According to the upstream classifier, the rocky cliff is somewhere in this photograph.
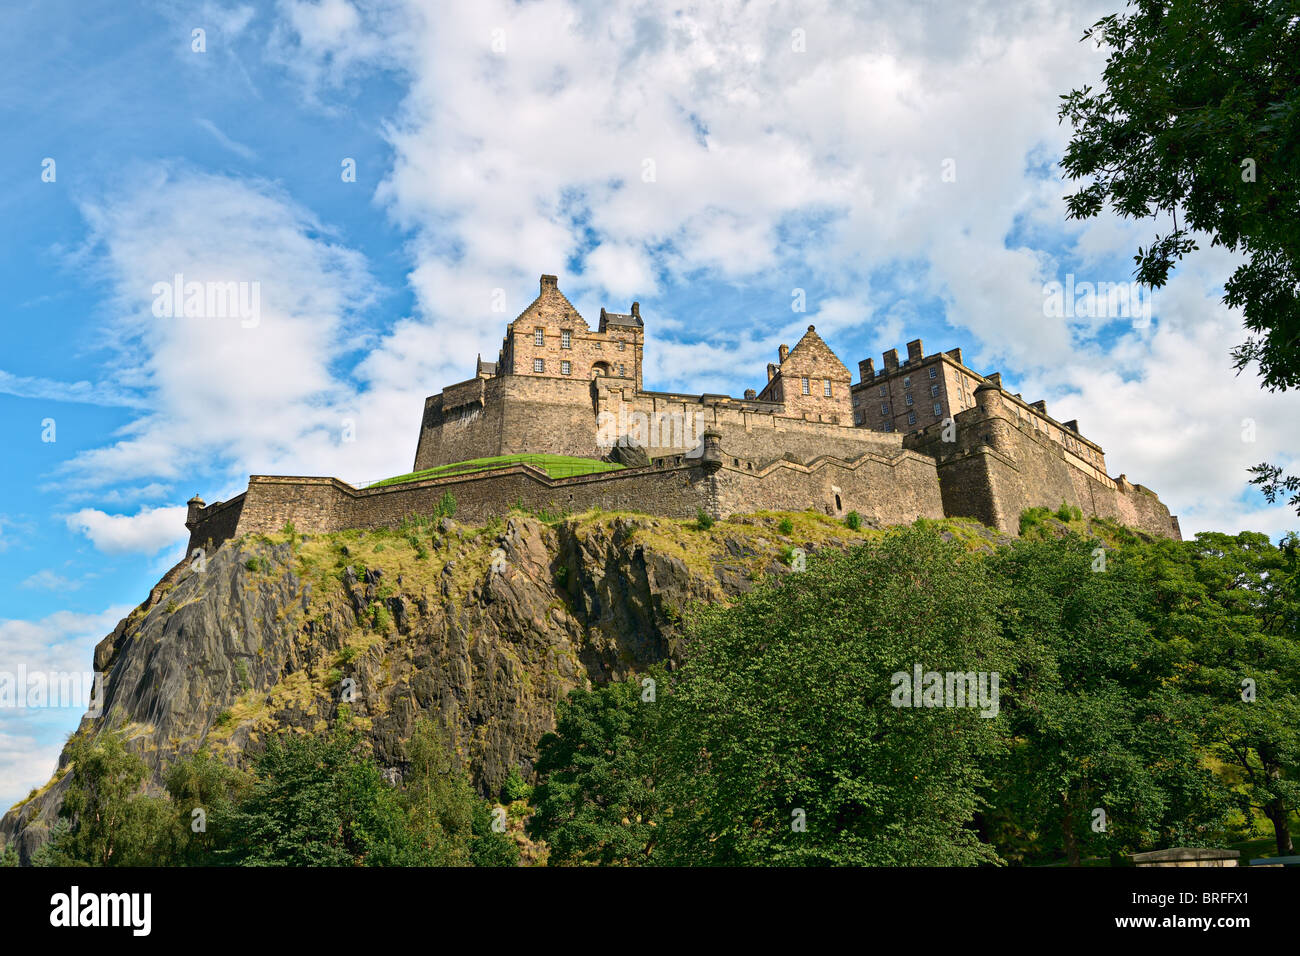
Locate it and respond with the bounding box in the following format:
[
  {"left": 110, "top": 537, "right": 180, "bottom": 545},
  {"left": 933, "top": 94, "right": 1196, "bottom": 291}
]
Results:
[{"left": 5, "top": 508, "right": 962, "bottom": 862}]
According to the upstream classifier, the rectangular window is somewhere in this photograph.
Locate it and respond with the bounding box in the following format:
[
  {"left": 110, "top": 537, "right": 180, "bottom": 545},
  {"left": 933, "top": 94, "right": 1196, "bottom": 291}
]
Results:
[
  {"left": 881, "top": 404, "right": 889, "bottom": 415},
  {"left": 824, "top": 381, "right": 832, "bottom": 397},
  {"left": 561, "top": 360, "right": 571, "bottom": 375},
  {"left": 883, "top": 422, "right": 893, "bottom": 432},
  {"left": 534, "top": 328, "right": 544, "bottom": 346},
  {"left": 930, "top": 384, "right": 939, "bottom": 397},
  {"left": 933, "top": 402, "right": 942, "bottom": 415},
  {"left": 903, "top": 376, "right": 911, "bottom": 388},
  {"left": 907, "top": 411, "right": 916, "bottom": 426},
  {"left": 618, "top": 341, "right": 626, "bottom": 351},
  {"left": 929, "top": 367, "right": 937, "bottom": 379},
  {"left": 561, "top": 330, "right": 572, "bottom": 349},
  {"left": 801, "top": 377, "right": 810, "bottom": 395},
  {"left": 619, "top": 364, "right": 626, "bottom": 376},
  {"left": 879, "top": 385, "right": 887, "bottom": 397},
  {"left": 533, "top": 358, "right": 544, "bottom": 373},
  {"left": 905, "top": 394, "right": 914, "bottom": 406}
]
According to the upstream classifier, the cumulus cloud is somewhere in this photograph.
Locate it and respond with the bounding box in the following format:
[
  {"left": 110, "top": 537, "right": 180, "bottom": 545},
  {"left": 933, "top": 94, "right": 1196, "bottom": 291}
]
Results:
[
  {"left": 65, "top": 505, "right": 189, "bottom": 556},
  {"left": 0, "top": 604, "right": 132, "bottom": 811}
]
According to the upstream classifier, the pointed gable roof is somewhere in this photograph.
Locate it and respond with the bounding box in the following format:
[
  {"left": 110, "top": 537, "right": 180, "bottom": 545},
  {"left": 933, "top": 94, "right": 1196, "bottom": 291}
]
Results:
[
  {"left": 508, "top": 274, "right": 590, "bottom": 331},
  {"left": 783, "top": 325, "right": 850, "bottom": 378}
]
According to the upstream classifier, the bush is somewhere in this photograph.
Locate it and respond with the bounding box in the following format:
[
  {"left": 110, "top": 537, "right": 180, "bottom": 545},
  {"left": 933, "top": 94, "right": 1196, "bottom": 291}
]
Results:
[
  {"left": 244, "top": 557, "right": 261, "bottom": 572},
  {"left": 844, "top": 511, "right": 862, "bottom": 530},
  {"left": 502, "top": 767, "right": 532, "bottom": 803},
  {"left": 437, "top": 492, "right": 457, "bottom": 518},
  {"left": 777, "top": 517, "right": 795, "bottom": 535},
  {"left": 695, "top": 509, "right": 714, "bottom": 531}
]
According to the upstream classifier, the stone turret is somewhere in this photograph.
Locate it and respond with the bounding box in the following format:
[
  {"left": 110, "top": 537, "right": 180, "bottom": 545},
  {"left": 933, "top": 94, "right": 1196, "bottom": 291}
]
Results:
[{"left": 186, "top": 495, "right": 206, "bottom": 528}]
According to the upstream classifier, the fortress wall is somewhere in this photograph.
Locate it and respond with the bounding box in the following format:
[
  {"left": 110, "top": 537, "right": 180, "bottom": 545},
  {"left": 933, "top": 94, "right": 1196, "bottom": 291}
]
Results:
[
  {"left": 909, "top": 394, "right": 1179, "bottom": 538},
  {"left": 497, "top": 376, "right": 604, "bottom": 460},
  {"left": 185, "top": 493, "right": 247, "bottom": 555},
  {"left": 708, "top": 448, "right": 945, "bottom": 526},
  {"left": 598, "top": 387, "right": 906, "bottom": 463},
  {"left": 413, "top": 381, "right": 508, "bottom": 471},
  {"left": 186, "top": 464, "right": 714, "bottom": 553}
]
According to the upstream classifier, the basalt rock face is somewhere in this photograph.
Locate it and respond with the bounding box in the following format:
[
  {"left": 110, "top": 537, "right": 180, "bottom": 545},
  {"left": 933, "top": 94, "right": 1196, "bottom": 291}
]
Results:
[{"left": 0, "top": 510, "right": 874, "bottom": 863}]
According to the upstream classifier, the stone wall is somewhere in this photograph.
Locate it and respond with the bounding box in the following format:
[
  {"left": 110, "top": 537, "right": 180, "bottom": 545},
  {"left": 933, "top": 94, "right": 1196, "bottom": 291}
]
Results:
[{"left": 906, "top": 385, "right": 1180, "bottom": 539}]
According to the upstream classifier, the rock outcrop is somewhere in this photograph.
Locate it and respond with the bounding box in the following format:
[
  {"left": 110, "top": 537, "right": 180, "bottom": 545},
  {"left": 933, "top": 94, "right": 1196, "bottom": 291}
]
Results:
[{"left": 2, "top": 509, "right": 909, "bottom": 862}]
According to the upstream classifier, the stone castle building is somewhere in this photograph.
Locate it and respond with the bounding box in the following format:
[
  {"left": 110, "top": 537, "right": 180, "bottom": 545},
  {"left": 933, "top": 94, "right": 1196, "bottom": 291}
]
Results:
[{"left": 185, "top": 274, "right": 1180, "bottom": 553}]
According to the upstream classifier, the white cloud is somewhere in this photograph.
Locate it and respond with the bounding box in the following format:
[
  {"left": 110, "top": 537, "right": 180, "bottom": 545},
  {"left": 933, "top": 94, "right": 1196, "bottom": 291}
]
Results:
[
  {"left": 65, "top": 505, "right": 189, "bottom": 556},
  {"left": 0, "top": 605, "right": 132, "bottom": 812},
  {"left": 19, "top": 570, "right": 81, "bottom": 592}
]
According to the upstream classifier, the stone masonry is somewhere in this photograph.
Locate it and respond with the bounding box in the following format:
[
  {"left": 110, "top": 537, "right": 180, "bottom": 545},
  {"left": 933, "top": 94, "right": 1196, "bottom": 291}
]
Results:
[{"left": 186, "top": 274, "right": 1181, "bottom": 553}]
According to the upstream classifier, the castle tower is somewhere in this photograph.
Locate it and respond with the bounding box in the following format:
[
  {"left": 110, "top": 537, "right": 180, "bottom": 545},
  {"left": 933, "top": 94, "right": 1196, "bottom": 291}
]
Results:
[
  {"left": 497, "top": 274, "right": 642, "bottom": 389},
  {"left": 756, "top": 325, "right": 852, "bottom": 424}
]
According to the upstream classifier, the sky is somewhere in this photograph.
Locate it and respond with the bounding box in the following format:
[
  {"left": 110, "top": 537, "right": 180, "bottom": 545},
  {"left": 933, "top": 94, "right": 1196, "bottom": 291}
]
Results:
[{"left": 1, "top": 0, "right": 1297, "bottom": 810}]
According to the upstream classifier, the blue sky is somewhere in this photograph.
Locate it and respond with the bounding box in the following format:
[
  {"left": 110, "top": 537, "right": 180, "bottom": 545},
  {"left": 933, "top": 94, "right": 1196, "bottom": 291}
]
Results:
[{"left": 2, "top": 0, "right": 1297, "bottom": 808}]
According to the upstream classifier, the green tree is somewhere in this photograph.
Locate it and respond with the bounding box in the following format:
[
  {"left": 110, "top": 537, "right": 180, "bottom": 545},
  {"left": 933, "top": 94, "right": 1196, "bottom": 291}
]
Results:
[
  {"left": 1059, "top": 0, "right": 1300, "bottom": 390},
  {"left": 222, "top": 724, "right": 418, "bottom": 866},
  {"left": 657, "top": 527, "right": 1012, "bottom": 866},
  {"left": 1058, "top": 1, "right": 1300, "bottom": 513},
  {"left": 987, "top": 535, "right": 1232, "bottom": 865},
  {"left": 1137, "top": 531, "right": 1300, "bottom": 855},
  {"left": 528, "top": 671, "right": 665, "bottom": 865},
  {"left": 163, "top": 749, "right": 251, "bottom": 866},
  {"left": 401, "top": 717, "right": 475, "bottom": 865},
  {"left": 41, "top": 729, "right": 176, "bottom": 866}
]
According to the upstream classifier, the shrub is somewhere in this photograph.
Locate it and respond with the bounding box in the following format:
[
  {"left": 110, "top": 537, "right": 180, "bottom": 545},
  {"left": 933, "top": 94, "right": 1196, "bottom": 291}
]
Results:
[
  {"left": 844, "top": 511, "right": 862, "bottom": 531},
  {"left": 695, "top": 509, "right": 715, "bottom": 531},
  {"left": 777, "top": 517, "right": 795, "bottom": 535},
  {"left": 437, "top": 492, "right": 458, "bottom": 518},
  {"left": 502, "top": 767, "right": 533, "bottom": 803},
  {"left": 244, "top": 557, "right": 261, "bottom": 572}
]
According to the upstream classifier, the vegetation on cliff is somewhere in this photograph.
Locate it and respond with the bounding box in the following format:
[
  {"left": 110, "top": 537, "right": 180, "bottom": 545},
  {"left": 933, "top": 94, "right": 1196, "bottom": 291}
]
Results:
[{"left": 3, "top": 506, "right": 1296, "bottom": 866}]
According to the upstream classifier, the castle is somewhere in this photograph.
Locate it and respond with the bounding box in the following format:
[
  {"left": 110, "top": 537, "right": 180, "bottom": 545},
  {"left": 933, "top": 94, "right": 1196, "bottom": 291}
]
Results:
[{"left": 185, "top": 274, "right": 1180, "bottom": 553}]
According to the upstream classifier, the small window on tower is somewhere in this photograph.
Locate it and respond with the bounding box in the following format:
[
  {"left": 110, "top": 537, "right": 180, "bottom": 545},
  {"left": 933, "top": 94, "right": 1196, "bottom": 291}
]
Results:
[
  {"left": 561, "top": 330, "right": 572, "bottom": 349},
  {"left": 905, "top": 394, "right": 914, "bottom": 406},
  {"left": 903, "top": 376, "right": 911, "bottom": 388},
  {"left": 824, "top": 381, "right": 832, "bottom": 397},
  {"left": 907, "top": 411, "right": 916, "bottom": 426},
  {"left": 879, "top": 385, "right": 887, "bottom": 398},
  {"left": 618, "top": 341, "right": 626, "bottom": 351},
  {"left": 929, "top": 367, "right": 938, "bottom": 379},
  {"left": 533, "top": 358, "right": 544, "bottom": 373},
  {"left": 881, "top": 404, "right": 889, "bottom": 415},
  {"left": 933, "top": 402, "right": 942, "bottom": 415},
  {"left": 801, "top": 377, "right": 810, "bottom": 395},
  {"left": 534, "top": 328, "right": 544, "bottom": 347},
  {"left": 930, "top": 384, "right": 939, "bottom": 397}
]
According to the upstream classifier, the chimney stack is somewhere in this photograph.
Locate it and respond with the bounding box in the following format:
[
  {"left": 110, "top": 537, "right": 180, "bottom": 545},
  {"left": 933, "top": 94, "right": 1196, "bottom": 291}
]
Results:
[
  {"left": 986, "top": 372, "right": 1002, "bottom": 388},
  {"left": 859, "top": 358, "right": 875, "bottom": 381},
  {"left": 767, "top": 362, "right": 777, "bottom": 382},
  {"left": 883, "top": 348, "right": 899, "bottom": 372},
  {"left": 907, "top": 339, "right": 923, "bottom": 362},
  {"left": 540, "top": 274, "right": 558, "bottom": 291},
  {"left": 744, "top": 388, "right": 756, "bottom": 399},
  {"left": 778, "top": 344, "right": 790, "bottom": 363}
]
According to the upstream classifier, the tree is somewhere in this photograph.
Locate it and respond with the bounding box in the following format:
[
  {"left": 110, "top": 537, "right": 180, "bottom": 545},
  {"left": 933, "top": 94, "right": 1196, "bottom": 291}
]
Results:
[
  {"left": 1059, "top": 0, "right": 1300, "bottom": 389},
  {"left": 528, "top": 671, "right": 665, "bottom": 865},
  {"left": 163, "top": 749, "right": 251, "bottom": 866},
  {"left": 401, "top": 718, "right": 475, "bottom": 866},
  {"left": 40, "top": 729, "right": 176, "bottom": 866},
  {"left": 987, "top": 535, "right": 1232, "bottom": 865},
  {"left": 1059, "top": 2, "right": 1300, "bottom": 513},
  {"left": 657, "top": 527, "right": 1013, "bottom": 866},
  {"left": 222, "top": 724, "right": 419, "bottom": 866},
  {"left": 1136, "top": 531, "right": 1300, "bottom": 855}
]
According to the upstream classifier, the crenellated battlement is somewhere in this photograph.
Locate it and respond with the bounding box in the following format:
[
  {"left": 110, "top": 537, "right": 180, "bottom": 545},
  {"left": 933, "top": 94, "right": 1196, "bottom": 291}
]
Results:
[{"left": 185, "top": 273, "right": 1181, "bottom": 552}]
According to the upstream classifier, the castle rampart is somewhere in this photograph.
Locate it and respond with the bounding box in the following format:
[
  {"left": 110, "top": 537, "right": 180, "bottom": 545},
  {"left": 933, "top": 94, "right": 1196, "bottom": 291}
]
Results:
[{"left": 185, "top": 273, "right": 1181, "bottom": 553}]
